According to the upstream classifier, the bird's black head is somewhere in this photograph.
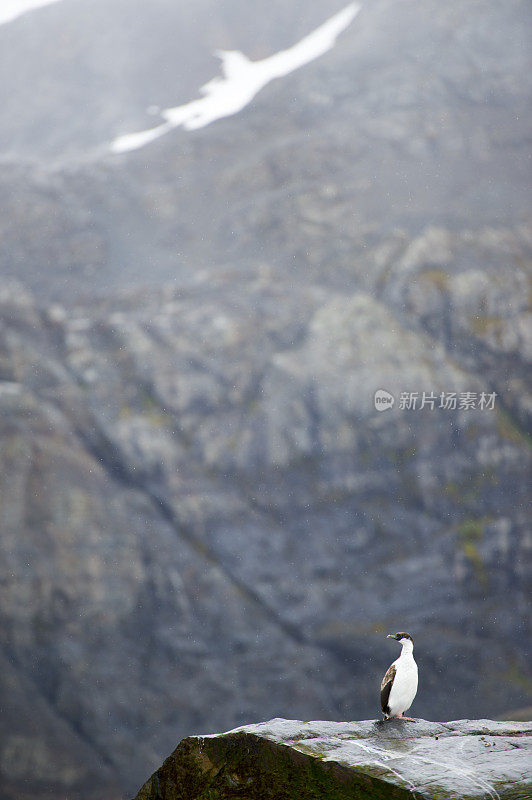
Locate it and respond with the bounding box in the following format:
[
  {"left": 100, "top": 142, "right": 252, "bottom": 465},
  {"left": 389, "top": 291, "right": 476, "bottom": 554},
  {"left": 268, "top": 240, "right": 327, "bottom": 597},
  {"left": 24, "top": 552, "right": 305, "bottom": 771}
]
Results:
[{"left": 387, "top": 632, "right": 413, "bottom": 642}]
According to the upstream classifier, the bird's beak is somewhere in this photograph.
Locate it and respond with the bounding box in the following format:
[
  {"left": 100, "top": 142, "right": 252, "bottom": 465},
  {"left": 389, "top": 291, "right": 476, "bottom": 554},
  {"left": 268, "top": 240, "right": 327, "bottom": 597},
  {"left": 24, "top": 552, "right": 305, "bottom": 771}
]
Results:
[{"left": 386, "top": 634, "right": 395, "bottom": 639}]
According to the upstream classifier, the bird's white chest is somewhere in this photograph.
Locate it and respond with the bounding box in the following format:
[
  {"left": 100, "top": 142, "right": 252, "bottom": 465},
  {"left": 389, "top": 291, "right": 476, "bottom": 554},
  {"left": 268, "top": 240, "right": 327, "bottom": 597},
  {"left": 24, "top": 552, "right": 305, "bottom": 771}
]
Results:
[{"left": 388, "top": 654, "right": 418, "bottom": 715}]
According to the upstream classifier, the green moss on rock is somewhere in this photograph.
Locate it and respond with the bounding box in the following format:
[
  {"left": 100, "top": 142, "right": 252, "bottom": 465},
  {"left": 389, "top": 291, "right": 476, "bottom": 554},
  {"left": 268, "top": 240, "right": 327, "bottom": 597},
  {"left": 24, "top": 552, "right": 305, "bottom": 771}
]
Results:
[
  {"left": 469, "top": 314, "right": 503, "bottom": 337},
  {"left": 135, "top": 732, "right": 423, "bottom": 800},
  {"left": 456, "top": 516, "right": 491, "bottom": 587},
  {"left": 495, "top": 406, "right": 532, "bottom": 448}
]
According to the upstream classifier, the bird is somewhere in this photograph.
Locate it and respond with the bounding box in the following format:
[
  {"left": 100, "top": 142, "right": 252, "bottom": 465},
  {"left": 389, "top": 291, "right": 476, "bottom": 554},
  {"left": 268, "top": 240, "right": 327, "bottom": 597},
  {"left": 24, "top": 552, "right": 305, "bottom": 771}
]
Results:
[{"left": 380, "top": 632, "right": 418, "bottom": 721}]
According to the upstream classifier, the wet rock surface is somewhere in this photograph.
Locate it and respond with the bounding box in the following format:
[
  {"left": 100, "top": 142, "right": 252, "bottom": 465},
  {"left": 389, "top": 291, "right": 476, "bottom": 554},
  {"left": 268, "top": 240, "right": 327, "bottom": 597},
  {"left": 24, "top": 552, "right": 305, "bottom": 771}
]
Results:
[{"left": 134, "top": 717, "right": 532, "bottom": 800}]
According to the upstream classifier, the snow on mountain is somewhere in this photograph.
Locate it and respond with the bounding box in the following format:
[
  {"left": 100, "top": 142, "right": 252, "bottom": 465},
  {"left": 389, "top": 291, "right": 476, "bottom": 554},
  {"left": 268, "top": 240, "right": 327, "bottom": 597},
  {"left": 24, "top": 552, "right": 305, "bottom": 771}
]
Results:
[
  {"left": 0, "top": 0, "right": 64, "bottom": 26},
  {"left": 111, "top": 3, "right": 361, "bottom": 154}
]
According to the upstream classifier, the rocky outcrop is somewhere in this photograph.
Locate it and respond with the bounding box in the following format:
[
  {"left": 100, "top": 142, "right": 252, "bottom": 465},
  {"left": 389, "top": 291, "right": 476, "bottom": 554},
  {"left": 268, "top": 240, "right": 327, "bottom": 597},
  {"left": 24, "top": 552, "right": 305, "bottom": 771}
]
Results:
[{"left": 133, "top": 718, "right": 532, "bottom": 800}]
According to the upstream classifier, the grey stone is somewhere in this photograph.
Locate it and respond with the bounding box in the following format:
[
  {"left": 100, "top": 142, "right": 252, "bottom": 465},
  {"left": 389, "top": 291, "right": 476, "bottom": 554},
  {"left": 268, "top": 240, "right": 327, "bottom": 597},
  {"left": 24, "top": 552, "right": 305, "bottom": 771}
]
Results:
[{"left": 133, "top": 717, "right": 532, "bottom": 800}]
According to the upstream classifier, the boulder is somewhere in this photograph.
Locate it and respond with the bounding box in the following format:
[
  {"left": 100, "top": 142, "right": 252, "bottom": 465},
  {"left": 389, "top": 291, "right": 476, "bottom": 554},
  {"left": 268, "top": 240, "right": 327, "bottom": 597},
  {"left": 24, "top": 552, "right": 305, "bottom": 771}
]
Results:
[{"left": 134, "top": 718, "right": 532, "bottom": 800}]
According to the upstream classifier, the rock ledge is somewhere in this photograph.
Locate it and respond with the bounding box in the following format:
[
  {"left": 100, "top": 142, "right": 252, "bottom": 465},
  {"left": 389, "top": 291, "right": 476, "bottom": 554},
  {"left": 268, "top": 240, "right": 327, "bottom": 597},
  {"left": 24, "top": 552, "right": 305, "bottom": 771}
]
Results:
[{"left": 133, "top": 717, "right": 532, "bottom": 799}]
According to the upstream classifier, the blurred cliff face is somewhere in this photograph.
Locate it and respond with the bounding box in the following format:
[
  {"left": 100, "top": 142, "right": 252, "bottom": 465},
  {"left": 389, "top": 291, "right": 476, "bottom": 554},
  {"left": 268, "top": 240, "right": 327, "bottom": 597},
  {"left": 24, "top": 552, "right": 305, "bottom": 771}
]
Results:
[{"left": 0, "top": 1, "right": 531, "bottom": 799}]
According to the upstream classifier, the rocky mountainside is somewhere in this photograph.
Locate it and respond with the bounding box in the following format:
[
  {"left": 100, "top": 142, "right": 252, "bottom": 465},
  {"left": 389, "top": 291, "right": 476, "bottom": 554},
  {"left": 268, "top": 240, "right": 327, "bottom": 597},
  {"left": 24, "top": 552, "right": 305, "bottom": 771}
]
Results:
[
  {"left": 0, "top": 227, "right": 530, "bottom": 797},
  {"left": 133, "top": 718, "right": 532, "bottom": 799},
  {"left": 1, "top": 0, "right": 531, "bottom": 303},
  {"left": 0, "top": 1, "right": 531, "bottom": 799},
  {"left": 0, "top": 0, "right": 351, "bottom": 160}
]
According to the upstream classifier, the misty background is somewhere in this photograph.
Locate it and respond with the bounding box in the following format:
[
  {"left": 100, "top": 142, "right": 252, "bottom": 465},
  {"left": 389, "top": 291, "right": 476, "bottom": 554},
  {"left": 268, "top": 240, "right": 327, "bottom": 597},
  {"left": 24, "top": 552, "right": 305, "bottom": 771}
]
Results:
[{"left": 0, "top": 1, "right": 530, "bottom": 798}]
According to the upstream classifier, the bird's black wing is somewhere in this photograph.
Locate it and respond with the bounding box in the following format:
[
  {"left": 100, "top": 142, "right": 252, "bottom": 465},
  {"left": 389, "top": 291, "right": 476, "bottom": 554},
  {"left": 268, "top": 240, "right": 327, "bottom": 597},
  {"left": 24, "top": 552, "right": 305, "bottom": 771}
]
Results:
[{"left": 380, "top": 663, "right": 396, "bottom": 714}]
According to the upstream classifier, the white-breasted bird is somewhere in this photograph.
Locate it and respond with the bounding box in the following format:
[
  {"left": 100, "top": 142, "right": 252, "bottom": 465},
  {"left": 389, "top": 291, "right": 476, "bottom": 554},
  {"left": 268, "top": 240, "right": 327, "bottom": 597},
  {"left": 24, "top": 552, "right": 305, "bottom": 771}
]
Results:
[{"left": 380, "top": 632, "right": 418, "bottom": 720}]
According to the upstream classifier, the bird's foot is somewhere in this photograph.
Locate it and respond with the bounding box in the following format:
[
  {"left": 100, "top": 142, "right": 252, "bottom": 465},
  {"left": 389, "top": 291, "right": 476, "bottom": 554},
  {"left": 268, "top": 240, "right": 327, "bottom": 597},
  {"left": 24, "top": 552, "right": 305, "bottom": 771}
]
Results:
[{"left": 398, "top": 715, "right": 417, "bottom": 721}]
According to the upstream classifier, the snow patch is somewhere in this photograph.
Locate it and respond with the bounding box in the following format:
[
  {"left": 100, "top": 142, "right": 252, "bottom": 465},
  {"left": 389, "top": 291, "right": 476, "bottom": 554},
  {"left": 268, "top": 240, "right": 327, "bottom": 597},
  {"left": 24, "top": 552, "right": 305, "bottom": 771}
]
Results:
[
  {"left": 0, "top": 0, "right": 64, "bottom": 26},
  {"left": 111, "top": 3, "right": 361, "bottom": 154}
]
